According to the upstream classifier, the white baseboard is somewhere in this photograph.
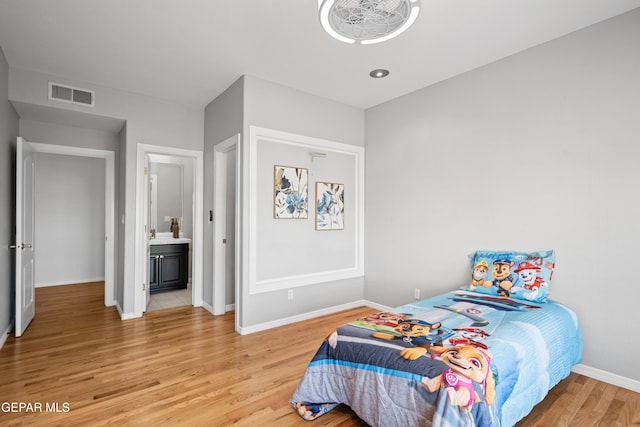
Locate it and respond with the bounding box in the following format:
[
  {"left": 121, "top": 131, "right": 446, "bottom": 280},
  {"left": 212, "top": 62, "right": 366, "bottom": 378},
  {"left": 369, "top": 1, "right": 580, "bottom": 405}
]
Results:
[
  {"left": 238, "top": 299, "right": 372, "bottom": 335},
  {"left": 363, "top": 300, "right": 392, "bottom": 312},
  {"left": 35, "top": 277, "right": 105, "bottom": 288},
  {"left": 199, "top": 301, "right": 235, "bottom": 316},
  {"left": 0, "top": 320, "right": 14, "bottom": 351},
  {"left": 200, "top": 301, "right": 236, "bottom": 316},
  {"left": 572, "top": 364, "right": 640, "bottom": 393},
  {"left": 116, "top": 303, "right": 139, "bottom": 320},
  {"left": 201, "top": 300, "right": 214, "bottom": 315}
]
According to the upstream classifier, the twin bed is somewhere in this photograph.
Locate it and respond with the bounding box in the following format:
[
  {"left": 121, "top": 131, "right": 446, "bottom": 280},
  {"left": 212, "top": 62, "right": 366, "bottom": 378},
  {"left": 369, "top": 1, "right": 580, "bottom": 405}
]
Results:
[{"left": 290, "top": 250, "right": 583, "bottom": 426}]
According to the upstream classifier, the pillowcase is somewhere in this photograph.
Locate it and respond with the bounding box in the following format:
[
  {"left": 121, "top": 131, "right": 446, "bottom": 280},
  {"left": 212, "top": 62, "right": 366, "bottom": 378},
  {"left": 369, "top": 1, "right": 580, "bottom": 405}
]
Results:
[{"left": 463, "top": 250, "right": 555, "bottom": 303}]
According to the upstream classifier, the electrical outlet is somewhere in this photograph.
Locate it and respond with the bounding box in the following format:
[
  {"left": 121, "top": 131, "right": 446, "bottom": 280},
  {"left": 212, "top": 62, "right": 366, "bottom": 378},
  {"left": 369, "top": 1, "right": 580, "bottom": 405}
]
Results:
[
  {"left": 414, "top": 288, "right": 420, "bottom": 300},
  {"left": 287, "top": 289, "right": 294, "bottom": 300}
]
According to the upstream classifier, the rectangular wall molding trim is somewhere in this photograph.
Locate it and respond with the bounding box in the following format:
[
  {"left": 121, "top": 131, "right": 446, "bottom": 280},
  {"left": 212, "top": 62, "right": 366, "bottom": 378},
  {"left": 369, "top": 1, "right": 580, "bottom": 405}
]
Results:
[{"left": 246, "top": 126, "right": 365, "bottom": 295}]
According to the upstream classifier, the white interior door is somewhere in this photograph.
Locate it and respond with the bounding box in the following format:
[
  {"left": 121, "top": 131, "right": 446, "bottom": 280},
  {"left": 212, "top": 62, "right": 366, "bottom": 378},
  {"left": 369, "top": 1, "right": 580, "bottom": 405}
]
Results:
[{"left": 14, "top": 137, "right": 36, "bottom": 337}]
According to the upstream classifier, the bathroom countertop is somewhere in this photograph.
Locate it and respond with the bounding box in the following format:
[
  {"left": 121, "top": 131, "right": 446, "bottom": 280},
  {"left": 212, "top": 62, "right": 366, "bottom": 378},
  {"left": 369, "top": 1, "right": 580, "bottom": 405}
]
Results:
[{"left": 149, "top": 233, "right": 192, "bottom": 245}]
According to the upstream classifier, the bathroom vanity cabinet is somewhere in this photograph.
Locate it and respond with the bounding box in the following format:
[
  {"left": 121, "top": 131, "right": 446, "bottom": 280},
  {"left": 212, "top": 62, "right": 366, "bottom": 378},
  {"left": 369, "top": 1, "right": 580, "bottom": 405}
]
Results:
[{"left": 149, "top": 243, "right": 189, "bottom": 293}]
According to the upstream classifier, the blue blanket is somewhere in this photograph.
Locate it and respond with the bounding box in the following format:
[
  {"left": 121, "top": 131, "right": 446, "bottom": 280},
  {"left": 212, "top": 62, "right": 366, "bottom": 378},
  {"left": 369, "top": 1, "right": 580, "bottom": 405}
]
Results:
[{"left": 291, "top": 291, "right": 582, "bottom": 426}]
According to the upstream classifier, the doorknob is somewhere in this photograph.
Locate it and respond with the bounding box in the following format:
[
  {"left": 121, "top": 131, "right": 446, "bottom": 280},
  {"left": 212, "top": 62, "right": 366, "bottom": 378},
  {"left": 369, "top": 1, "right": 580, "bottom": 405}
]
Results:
[{"left": 9, "top": 244, "right": 32, "bottom": 250}]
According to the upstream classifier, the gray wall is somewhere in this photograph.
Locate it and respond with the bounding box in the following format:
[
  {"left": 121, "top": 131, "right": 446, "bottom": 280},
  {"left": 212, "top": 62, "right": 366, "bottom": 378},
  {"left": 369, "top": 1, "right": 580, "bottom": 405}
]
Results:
[
  {"left": 365, "top": 9, "right": 640, "bottom": 382},
  {"left": 19, "top": 119, "right": 120, "bottom": 152},
  {"left": 33, "top": 153, "right": 105, "bottom": 286},
  {"left": 240, "top": 75, "right": 365, "bottom": 328},
  {"left": 256, "top": 141, "right": 357, "bottom": 279},
  {"left": 9, "top": 67, "right": 203, "bottom": 151},
  {"left": 0, "top": 46, "right": 18, "bottom": 339},
  {"left": 8, "top": 67, "right": 204, "bottom": 317},
  {"left": 245, "top": 76, "right": 365, "bottom": 148},
  {"left": 203, "top": 77, "right": 244, "bottom": 307}
]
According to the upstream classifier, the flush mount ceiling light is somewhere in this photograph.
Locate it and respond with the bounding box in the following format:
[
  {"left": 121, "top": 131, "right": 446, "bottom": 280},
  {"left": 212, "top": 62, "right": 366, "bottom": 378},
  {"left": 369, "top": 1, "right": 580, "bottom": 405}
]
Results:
[{"left": 318, "top": 0, "right": 421, "bottom": 45}]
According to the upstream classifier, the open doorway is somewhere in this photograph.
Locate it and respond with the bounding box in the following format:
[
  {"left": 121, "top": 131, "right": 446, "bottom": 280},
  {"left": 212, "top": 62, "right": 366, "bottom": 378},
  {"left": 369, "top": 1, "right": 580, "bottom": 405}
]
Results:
[
  {"left": 27, "top": 142, "right": 116, "bottom": 307},
  {"left": 212, "top": 134, "right": 239, "bottom": 320},
  {"left": 135, "top": 144, "right": 203, "bottom": 316},
  {"left": 146, "top": 154, "right": 194, "bottom": 311}
]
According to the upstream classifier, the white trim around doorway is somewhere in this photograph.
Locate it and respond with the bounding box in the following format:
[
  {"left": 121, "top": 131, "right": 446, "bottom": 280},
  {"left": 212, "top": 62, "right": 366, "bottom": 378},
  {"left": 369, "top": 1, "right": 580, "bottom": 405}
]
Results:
[
  {"left": 27, "top": 142, "right": 116, "bottom": 307},
  {"left": 212, "top": 134, "right": 240, "bottom": 318},
  {"left": 134, "top": 144, "right": 204, "bottom": 316}
]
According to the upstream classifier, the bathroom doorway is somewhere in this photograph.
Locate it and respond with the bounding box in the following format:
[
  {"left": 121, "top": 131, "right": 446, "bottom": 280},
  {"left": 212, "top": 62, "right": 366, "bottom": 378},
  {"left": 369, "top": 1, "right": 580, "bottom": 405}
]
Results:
[
  {"left": 146, "top": 154, "right": 194, "bottom": 311},
  {"left": 135, "top": 144, "right": 203, "bottom": 316}
]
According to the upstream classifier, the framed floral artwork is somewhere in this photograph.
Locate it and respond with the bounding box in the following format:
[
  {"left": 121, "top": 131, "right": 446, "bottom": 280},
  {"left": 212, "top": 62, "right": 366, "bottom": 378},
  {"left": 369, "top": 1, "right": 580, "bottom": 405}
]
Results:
[
  {"left": 316, "top": 182, "right": 344, "bottom": 230},
  {"left": 274, "top": 165, "right": 308, "bottom": 219}
]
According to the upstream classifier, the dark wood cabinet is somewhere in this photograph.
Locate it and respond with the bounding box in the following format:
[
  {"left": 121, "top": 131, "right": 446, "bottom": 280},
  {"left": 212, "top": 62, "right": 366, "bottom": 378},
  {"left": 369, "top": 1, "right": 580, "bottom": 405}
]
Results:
[
  {"left": 149, "top": 253, "right": 159, "bottom": 289},
  {"left": 149, "top": 243, "right": 188, "bottom": 293}
]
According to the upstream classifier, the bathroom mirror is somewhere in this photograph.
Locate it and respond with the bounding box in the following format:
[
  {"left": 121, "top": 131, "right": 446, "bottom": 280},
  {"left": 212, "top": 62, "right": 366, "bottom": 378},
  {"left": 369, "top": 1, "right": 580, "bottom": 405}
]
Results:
[{"left": 149, "top": 157, "right": 183, "bottom": 233}]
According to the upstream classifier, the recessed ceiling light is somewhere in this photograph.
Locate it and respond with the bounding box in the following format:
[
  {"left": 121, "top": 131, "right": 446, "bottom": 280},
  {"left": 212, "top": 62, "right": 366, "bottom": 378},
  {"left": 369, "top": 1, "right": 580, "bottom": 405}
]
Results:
[
  {"left": 318, "top": 0, "right": 421, "bottom": 45},
  {"left": 369, "top": 69, "right": 390, "bottom": 78}
]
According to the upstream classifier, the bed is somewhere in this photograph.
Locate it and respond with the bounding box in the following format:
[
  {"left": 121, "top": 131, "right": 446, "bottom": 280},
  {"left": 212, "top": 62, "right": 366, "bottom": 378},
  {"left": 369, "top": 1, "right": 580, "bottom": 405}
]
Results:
[
  {"left": 291, "top": 248, "right": 583, "bottom": 427},
  {"left": 290, "top": 290, "right": 582, "bottom": 426}
]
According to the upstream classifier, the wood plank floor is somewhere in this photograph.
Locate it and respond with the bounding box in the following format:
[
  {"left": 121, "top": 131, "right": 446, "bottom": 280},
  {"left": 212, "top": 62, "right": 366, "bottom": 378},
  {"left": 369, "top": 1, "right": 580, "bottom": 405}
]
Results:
[{"left": 1, "top": 283, "right": 638, "bottom": 426}]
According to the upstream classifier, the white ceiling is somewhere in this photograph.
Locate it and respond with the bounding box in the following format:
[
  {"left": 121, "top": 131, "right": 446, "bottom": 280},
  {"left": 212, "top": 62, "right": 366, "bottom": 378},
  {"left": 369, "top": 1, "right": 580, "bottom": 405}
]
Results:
[{"left": 1, "top": 0, "right": 639, "bottom": 111}]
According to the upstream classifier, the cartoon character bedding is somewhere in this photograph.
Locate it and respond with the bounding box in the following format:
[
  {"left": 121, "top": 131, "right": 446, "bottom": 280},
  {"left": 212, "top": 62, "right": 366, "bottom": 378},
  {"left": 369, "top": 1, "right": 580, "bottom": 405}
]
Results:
[{"left": 291, "top": 251, "right": 582, "bottom": 426}]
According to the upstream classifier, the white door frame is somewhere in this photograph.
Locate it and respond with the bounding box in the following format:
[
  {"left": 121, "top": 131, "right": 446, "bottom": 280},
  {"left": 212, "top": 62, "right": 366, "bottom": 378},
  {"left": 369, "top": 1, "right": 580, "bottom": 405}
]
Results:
[
  {"left": 142, "top": 154, "right": 151, "bottom": 311},
  {"left": 135, "top": 144, "right": 204, "bottom": 315},
  {"left": 28, "top": 142, "right": 116, "bottom": 307},
  {"left": 212, "top": 134, "right": 240, "bottom": 317}
]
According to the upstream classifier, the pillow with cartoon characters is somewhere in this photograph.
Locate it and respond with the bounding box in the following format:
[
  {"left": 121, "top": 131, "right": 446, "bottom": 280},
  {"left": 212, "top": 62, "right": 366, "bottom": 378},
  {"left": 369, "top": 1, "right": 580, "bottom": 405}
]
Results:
[{"left": 463, "top": 250, "right": 555, "bottom": 303}]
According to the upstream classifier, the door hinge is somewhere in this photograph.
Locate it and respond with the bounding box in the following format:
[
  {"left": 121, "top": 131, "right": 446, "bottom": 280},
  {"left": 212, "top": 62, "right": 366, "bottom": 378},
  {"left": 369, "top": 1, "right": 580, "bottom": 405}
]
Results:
[
  {"left": 143, "top": 283, "right": 146, "bottom": 291},
  {"left": 144, "top": 166, "right": 148, "bottom": 175}
]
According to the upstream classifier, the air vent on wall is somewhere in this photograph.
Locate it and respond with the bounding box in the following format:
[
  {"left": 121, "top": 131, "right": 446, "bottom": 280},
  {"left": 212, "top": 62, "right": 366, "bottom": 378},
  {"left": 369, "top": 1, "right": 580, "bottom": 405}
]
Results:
[{"left": 49, "top": 82, "right": 95, "bottom": 107}]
